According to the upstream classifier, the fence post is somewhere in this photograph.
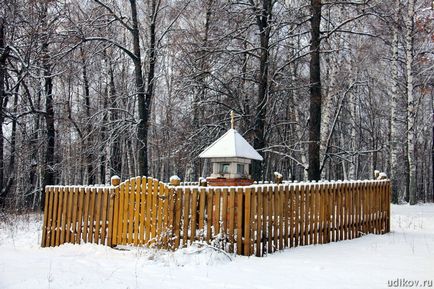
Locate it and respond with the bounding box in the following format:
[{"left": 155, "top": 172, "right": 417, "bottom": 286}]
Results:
[{"left": 111, "top": 175, "right": 121, "bottom": 186}]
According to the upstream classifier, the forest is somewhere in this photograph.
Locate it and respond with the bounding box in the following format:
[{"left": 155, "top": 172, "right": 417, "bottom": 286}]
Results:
[{"left": 0, "top": 0, "right": 432, "bottom": 210}]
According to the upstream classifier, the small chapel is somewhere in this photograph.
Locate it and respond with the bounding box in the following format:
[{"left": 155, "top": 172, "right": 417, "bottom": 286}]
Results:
[{"left": 198, "top": 112, "right": 263, "bottom": 186}]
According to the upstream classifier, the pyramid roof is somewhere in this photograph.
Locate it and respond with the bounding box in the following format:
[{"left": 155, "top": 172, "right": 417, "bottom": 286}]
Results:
[{"left": 199, "top": 129, "right": 263, "bottom": 161}]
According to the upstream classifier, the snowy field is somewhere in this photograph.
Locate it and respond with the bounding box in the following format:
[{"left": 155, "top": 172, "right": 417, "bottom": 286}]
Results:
[{"left": 1, "top": 204, "right": 433, "bottom": 289}]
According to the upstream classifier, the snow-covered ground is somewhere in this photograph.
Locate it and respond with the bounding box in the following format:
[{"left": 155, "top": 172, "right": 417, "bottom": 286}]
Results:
[{"left": 1, "top": 204, "right": 433, "bottom": 289}]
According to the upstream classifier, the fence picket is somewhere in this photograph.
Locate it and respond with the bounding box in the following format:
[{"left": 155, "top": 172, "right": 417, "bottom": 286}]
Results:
[
  {"left": 228, "top": 188, "right": 235, "bottom": 253},
  {"left": 198, "top": 188, "right": 206, "bottom": 240},
  {"left": 236, "top": 187, "right": 243, "bottom": 255},
  {"left": 256, "top": 187, "right": 263, "bottom": 257},
  {"left": 190, "top": 188, "right": 198, "bottom": 244}
]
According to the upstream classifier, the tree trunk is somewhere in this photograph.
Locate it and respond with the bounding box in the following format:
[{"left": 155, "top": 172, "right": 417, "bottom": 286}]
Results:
[
  {"left": 390, "top": 0, "right": 401, "bottom": 203},
  {"left": 252, "top": 0, "right": 272, "bottom": 181},
  {"left": 406, "top": 0, "right": 416, "bottom": 205},
  {"left": 308, "top": 0, "right": 322, "bottom": 181},
  {"left": 81, "top": 51, "right": 95, "bottom": 185},
  {"left": 41, "top": 4, "right": 56, "bottom": 210},
  {"left": 129, "top": 0, "right": 148, "bottom": 177},
  {"left": 0, "top": 17, "right": 7, "bottom": 208},
  {"left": 109, "top": 61, "right": 122, "bottom": 177}
]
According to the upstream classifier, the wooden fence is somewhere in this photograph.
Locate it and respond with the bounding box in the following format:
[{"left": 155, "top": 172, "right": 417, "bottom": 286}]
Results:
[{"left": 41, "top": 178, "right": 391, "bottom": 256}]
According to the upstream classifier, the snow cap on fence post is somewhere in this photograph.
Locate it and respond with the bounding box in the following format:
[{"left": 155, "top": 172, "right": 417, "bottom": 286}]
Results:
[
  {"left": 274, "top": 172, "right": 283, "bottom": 184},
  {"left": 111, "top": 175, "right": 121, "bottom": 186},
  {"left": 374, "top": 170, "right": 380, "bottom": 179},
  {"left": 199, "top": 177, "right": 207, "bottom": 187},
  {"left": 170, "top": 175, "right": 181, "bottom": 186}
]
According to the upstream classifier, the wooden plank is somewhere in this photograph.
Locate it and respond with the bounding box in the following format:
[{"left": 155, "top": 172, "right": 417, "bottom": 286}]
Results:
[
  {"left": 305, "top": 183, "right": 317, "bottom": 245},
  {"left": 249, "top": 187, "right": 256, "bottom": 255},
  {"left": 118, "top": 183, "right": 125, "bottom": 244},
  {"left": 174, "top": 187, "right": 182, "bottom": 249},
  {"left": 182, "top": 187, "right": 191, "bottom": 247},
  {"left": 107, "top": 187, "right": 115, "bottom": 247},
  {"left": 76, "top": 187, "right": 84, "bottom": 245},
  {"left": 139, "top": 177, "right": 147, "bottom": 245},
  {"left": 283, "top": 185, "right": 289, "bottom": 249},
  {"left": 41, "top": 187, "right": 50, "bottom": 247},
  {"left": 51, "top": 187, "right": 60, "bottom": 247},
  {"left": 348, "top": 182, "right": 353, "bottom": 239},
  {"left": 351, "top": 182, "right": 356, "bottom": 238},
  {"left": 60, "top": 187, "right": 69, "bottom": 245},
  {"left": 387, "top": 181, "right": 391, "bottom": 233},
  {"left": 312, "top": 184, "right": 318, "bottom": 245},
  {"left": 331, "top": 183, "right": 336, "bottom": 242},
  {"left": 43, "top": 187, "right": 53, "bottom": 247},
  {"left": 244, "top": 187, "right": 251, "bottom": 256},
  {"left": 316, "top": 184, "right": 324, "bottom": 244},
  {"left": 122, "top": 183, "right": 130, "bottom": 245},
  {"left": 268, "top": 186, "right": 273, "bottom": 253},
  {"left": 155, "top": 182, "right": 164, "bottom": 246},
  {"left": 82, "top": 187, "right": 90, "bottom": 243},
  {"left": 327, "top": 183, "right": 332, "bottom": 242},
  {"left": 339, "top": 182, "right": 344, "bottom": 241},
  {"left": 279, "top": 186, "right": 285, "bottom": 250},
  {"left": 361, "top": 182, "right": 366, "bottom": 235},
  {"left": 309, "top": 184, "right": 314, "bottom": 245},
  {"left": 324, "top": 183, "right": 329, "bottom": 243},
  {"left": 373, "top": 182, "right": 377, "bottom": 234},
  {"left": 341, "top": 183, "right": 346, "bottom": 240},
  {"left": 145, "top": 178, "right": 153, "bottom": 245},
  {"left": 88, "top": 187, "right": 96, "bottom": 243},
  {"left": 236, "top": 187, "right": 243, "bottom": 255},
  {"left": 273, "top": 185, "right": 279, "bottom": 251},
  {"left": 256, "top": 187, "right": 263, "bottom": 257},
  {"left": 166, "top": 186, "right": 175, "bottom": 250},
  {"left": 65, "top": 187, "right": 74, "bottom": 243},
  {"left": 100, "top": 188, "right": 109, "bottom": 245},
  {"left": 380, "top": 182, "right": 384, "bottom": 232},
  {"left": 319, "top": 183, "right": 324, "bottom": 244},
  {"left": 206, "top": 189, "right": 213, "bottom": 244},
  {"left": 134, "top": 177, "right": 141, "bottom": 246},
  {"left": 294, "top": 184, "right": 299, "bottom": 247},
  {"left": 190, "top": 188, "right": 198, "bottom": 243},
  {"left": 55, "top": 187, "right": 64, "bottom": 246},
  {"left": 322, "top": 183, "right": 328, "bottom": 244},
  {"left": 383, "top": 181, "right": 388, "bottom": 233},
  {"left": 94, "top": 188, "right": 102, "bottom": 244},
  {"left": 151, "top": 179, "right": 159, "bottom": 243},
  {"left": 164, "top": 184, "right": 171, "bottom": 248},
  {"left": 262, "top": 186, "right": 269, "bottom": 253},
  {"left": 299, "top": 184, "right": 305, "bottom": 246},
  {"left": 126, "top": 179, "right": 135, "bottom": 244},
  {"left": 221, "top": 188, "right": 228, "bottom": 241},
  {"left": 198, "top": 188, "right": 206, "bottom": 239},
  {"left": 344, "top": 182, "right": 350, "bottom": 240},
  {"left": 289, "top": 185, "right": 294, "bottom": 248},
  {"left": 308, "top": 184, "right": 314, "bottom": 245},
  {"left": 357, "top": 182, "right": 362, "bottom": 237},
  {"left": 367, "top": 182, "right": 371, "bottom": 233},
  {"left": 326, "top": 183, "right": 332, "bottom": 243},
  {"left": 214, "top": 188, "right": 221, "bottom": 237},
  {"left": 46, "top": 186, "right": 55, "bottom": 247},
  {"left": 111, "top": 185, "right": 119, "bottom": 246},
  {"left": 70, "top": 187, "right": 79, "bottom": 244},
  {"left": 228, "top": 188, "right": 235, "bottom": 253}
]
